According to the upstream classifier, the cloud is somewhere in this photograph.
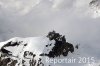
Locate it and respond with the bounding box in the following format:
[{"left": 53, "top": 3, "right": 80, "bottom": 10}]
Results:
[
  {"left": 0, "top": 0, "right": 99, "bottom": 41},
  {"left": 50, "top": 0, "right": 75, "bottom": 11},
  {"left": 0, "top": 0, "right": 41, "bottom": 15}
]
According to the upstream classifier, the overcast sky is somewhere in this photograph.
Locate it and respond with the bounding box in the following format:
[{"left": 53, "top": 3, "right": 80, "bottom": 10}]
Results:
[{"left": 0, "top": 0, "right": 100, "bottom": 65}]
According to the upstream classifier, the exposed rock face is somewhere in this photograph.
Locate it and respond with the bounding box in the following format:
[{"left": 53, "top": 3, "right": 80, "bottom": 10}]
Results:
[
  {"left": 89, "top": 0, "right": 100, "bottom": 6},
  {"left": 0, "top": 31, "right": 75, "bottom": 66},
  {"left": 89, "top": 0, "right": 100, "bottom": 17},
  {"left": 0, "top": 56, "right": 17, "bottom": 66},
  {"left": 40, "top": 31, "right": 74, "bottom": 58}
]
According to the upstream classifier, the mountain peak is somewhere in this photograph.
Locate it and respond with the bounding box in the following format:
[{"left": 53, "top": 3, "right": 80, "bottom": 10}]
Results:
[{"left": 0, "top": 31, "right": 75, "bottom": 66}]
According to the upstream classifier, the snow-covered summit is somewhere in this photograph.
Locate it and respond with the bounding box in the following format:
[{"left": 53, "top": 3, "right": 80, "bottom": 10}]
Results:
[{"left": 0, "top": 31, "right": 75, "bottom": 66}]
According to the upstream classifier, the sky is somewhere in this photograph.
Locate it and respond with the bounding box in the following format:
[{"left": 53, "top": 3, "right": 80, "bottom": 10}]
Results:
[{"left": 0, "top": 0, "right": 100, "bottom": 65}]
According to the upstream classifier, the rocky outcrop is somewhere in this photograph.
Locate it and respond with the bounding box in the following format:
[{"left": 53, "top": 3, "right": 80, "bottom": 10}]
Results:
[{"left": 45, "top": 31, "right": 74, "bottom": 57}]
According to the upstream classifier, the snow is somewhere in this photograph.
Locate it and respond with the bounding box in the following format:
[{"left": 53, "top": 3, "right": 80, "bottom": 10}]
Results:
[
  {"left": 0, "top": 36, "right": 99, "bottom": 66},
  {"left": 0, "top": 36, "right": 57, "bottom": 66}
]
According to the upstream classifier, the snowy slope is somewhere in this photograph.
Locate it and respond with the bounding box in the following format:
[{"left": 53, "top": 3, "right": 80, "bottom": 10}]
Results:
[
  {"left": 0, "top": 31, "right": 76, "bottom": 66},
  {"left": 0, "top": 37, "right": 53, "bottom": 66},
  {"left": 0, "top": 31, "right": 99, "bottom": 66}
]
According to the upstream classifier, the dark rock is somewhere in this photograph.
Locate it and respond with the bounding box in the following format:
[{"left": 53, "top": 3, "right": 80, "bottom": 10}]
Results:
[{"left": 46, "top": 31, "right": 74, "bottom": 58}]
